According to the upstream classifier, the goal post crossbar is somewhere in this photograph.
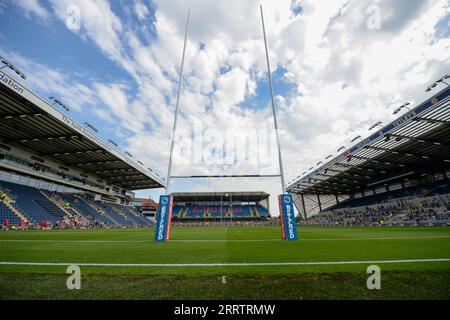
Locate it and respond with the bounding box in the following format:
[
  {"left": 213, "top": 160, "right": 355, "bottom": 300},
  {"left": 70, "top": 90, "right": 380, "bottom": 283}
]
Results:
[{"left": 170, "top": 174, "right": 281, "bottom": 179}]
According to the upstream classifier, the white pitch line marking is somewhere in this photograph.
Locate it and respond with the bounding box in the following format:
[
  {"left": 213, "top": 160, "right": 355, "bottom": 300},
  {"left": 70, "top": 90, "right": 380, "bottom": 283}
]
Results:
[
  {"left": 0, "top": 239, "right": 152, "bottom": 243},
  {"left": 0, "top": 235, "right": 449, "bottom": 243},
  {"left": 171, "top": 235, "right": 450, "bottom": 242},
  {"left": 298, "top": 235, "right": 450, "bottom": 241},
  {"left": 0, "top": 258, "right": 449, "bottom": 267}
]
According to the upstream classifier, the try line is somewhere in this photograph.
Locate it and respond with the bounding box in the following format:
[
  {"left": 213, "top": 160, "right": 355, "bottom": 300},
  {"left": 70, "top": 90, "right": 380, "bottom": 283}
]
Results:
[{"left": 0, "top": 258, "right": 449, "bottom": 267}]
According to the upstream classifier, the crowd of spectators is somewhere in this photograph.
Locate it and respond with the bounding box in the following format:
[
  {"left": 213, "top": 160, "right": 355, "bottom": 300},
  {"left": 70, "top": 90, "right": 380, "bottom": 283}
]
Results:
[
  {"left": 303, "top": 193, "right": 450, "bottom": 226},
  {"left": 171, "top": 218, "right": 279, "bottom": 227}
]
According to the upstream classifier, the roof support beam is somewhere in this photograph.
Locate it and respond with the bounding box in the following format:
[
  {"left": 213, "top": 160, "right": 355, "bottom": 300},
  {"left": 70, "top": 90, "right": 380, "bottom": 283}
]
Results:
[
  {"left": 323, "top": 168, "right": 372, "bottom": 180},
  {"left": 40, "top": 149, "right": 105, "bottom": 157},
  {"left": 0, "top": 112, "right": 44, "bottom": 121},
  {"left": 334, "top": 163, "right": 386, "bottom": 174},
  {"left": 364, "top": 145, "right": 450, "bottom": 163},
  {"left": 7, "top": 134, "right": 81, "bottom": 143},
  {"left": 412, "top": 117, "right": 450, "bottom": 125},
  {"left": 304, "top": 187, "right": 350, "bottom": 195},
  {"left": 303, "top": 182, "right": 360, "bottom": 191},
  {"left": 364, "top": 146, "right": 426, "bottom": 159},
  {"left": 69, "top": 160, "right": 122, "bottom": 166},
  {"left": 316, "top": 172, "right": 369, "bottom": 183},
  {"left": 95, "top": 168, "right": 135, "bottom": 174},
  {"left": 107, "top": 175, "right": 144, "bottom": 181},
  {"left": 349, "top": 154, "right": 407, "bottom": 167},
  {"left": 287, "top": 187, "right": 304, "bottom": 192},
  {"left": 386, "top": 133, "right": 450, "bottom": 147},
  {"left": 294, "top": 178, "right": 356, "bottom": 191}
]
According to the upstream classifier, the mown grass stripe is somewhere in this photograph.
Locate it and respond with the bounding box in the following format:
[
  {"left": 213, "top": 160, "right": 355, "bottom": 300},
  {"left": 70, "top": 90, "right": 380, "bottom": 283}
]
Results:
[{"left": 1, "top": 235, "right": 449, "bottom": 243}]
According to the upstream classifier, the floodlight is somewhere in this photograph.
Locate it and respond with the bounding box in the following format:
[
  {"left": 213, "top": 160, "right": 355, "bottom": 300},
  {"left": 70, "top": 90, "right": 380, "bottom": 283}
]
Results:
[
  {"left": 83, "top": 122, "right": 98, "bottom": 132},
  {"left": 49, "top": 96, "right": 70, "bottom": 112},
  {"left": 368, "top": 121, "right": 382, "bottom": 130},
  {"left": 425, "top": 75, "right": 450, "bottom": 92},
  {"left": 393, "top": 102, "right": 411, "bottom": 115},
  {"left": 0, "top": 55, "right": 26, "bottom": 79},
  {"left": 107, "top": 139, "right": 118, "bottom": 147}
]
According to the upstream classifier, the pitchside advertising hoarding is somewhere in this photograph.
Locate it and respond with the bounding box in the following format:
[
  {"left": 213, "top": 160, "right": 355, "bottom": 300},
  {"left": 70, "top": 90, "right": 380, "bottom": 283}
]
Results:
[
  {"left": 154, "top": 195, "right": 173, "bottom": 242},
  {"left": 278, "top": 194, "right": 298, "bottom": 240}
]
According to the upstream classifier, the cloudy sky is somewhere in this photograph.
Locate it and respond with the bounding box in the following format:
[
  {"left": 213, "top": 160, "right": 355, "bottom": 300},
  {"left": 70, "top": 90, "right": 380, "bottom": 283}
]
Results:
[{"left": 0, "top": 0, "right": 449, "bottom": 214}]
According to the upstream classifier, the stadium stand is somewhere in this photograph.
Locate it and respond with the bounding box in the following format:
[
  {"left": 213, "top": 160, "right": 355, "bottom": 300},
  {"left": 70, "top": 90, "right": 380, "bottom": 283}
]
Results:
[
  {"left": 303, "top": 182, "right": 450, "bottom": 226},
  {"left": 172, "top": 204, "right": 270, "bottom": 219},
  {"left": 57, "top": 192, "right": 114, "bottom": 225},
  {"left": 0, "top": 202, "right": 20, "bottom": 225},
  {"left": 171, "top": 192, "right": 271, "bottom": 223},
  {"left": 0, "top": 180, "right": 64, "bottom": 224},
  {"left": 0, "top": 68, "right": 163, "bottom": 229},
  {"left": 93, "top": 201, "right": 133, "bottom": 226},
  {"left": 288, "top": 84, "right": 450, "bottom": 226},
  {"left": 109, "top": 203, "right": 152, "bottom": 226},
  {"left": 0, "top": 179, "right": 151, "bottom": 228}
]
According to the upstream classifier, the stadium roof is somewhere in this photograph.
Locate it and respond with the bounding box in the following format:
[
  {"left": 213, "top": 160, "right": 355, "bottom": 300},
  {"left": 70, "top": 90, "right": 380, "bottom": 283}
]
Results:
[
  {"left": 287, "top": 85, "right": 450, "bottom": 196},
  {"left": 172, "top": 191, "right": 270, "bottom": 202},
  {"left": 0, "top": 70, "right": 165, "bottom": 190}
]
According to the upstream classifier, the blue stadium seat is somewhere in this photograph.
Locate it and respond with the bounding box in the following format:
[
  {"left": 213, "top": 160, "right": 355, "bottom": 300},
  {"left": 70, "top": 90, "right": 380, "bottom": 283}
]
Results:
[
  {"left": 172, "top": 204, "right": 270, "bottom": 219},
  {"left": 95, "top": 201, "right": 133, "bottom": 226},
  {"left": 0, "top": 202, "right": 20, "bottom": 225},
  {"left": 108, "top": 203, "right": 151, "bottom": 226},
  {"left": 0, "top": 181, "right": 66, "bottom": 224},
  {"left": 58, "top": 193, "right": 114, "bottom": 225}
]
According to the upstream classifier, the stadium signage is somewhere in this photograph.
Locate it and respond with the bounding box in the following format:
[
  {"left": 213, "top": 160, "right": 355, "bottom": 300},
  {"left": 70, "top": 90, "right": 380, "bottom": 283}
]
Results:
[
  {"left": 61, "top": 115, "right": 113, "bottom": 152},
  {"left": 278, "top": 194, "right": 298, "bottom": 240},
  {"left": 392, "top": 112, "right": 417, "bottom": 128},
  {"left": 154, "top": 194, "right": 173, "bottom": 242},
  {"left": 0, "top": 72, "right": 24, "bottom": 94}
]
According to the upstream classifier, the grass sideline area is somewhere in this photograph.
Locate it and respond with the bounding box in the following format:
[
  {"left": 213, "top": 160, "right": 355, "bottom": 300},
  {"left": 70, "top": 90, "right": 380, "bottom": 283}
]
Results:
[{"left": 0, "top": 226, "right": 449, "bottom": 299}]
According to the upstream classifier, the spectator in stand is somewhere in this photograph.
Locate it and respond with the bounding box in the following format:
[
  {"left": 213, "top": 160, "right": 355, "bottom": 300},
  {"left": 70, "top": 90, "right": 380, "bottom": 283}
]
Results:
[{"left": 304, "top": 192, "right": 450, "bottom": 226}]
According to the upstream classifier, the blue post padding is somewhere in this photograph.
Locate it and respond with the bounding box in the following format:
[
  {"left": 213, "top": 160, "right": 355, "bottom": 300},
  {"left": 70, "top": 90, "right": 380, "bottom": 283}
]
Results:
[
  {"left": 279, "top": 194, "right": 298, "bottom": 240},
  {"left": 154, "top": 195, "right": 172, "bottom": 242}
]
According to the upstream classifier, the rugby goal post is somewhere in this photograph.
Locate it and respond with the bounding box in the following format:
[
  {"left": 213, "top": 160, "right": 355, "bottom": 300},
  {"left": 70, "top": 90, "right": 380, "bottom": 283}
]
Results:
[{"left": 154, "top": 6, "right": 298, "bottom": 242}]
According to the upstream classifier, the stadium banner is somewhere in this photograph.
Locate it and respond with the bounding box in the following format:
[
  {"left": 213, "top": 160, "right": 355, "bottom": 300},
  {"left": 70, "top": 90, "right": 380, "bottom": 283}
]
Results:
[
  {"left": 154, "top": 195, "right": 173, "bottom": 242},
  {"left": 278, "top": 194, "right": 298, "bottom": 240}
]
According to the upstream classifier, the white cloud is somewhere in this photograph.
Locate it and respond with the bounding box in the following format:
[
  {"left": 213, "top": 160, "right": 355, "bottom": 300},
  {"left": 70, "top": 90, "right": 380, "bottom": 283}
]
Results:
[
  {"left": 1, "top": 50, "right": 98, "bottom": 112},
  {"left": 50, "top": 0, "right": 125, "bottom": 62},
  {"left": 7, "top": 0, "right": 450, "bottom": 213},
  {"left": 134, "top": 0, "right": 149, "bottom": 21},
  {"left": 11, "top": 0, "right": 49, "bottom": 21}
]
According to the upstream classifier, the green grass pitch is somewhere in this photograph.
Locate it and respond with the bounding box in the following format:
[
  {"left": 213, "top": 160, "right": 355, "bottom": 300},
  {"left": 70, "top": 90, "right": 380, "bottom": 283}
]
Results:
[{"left": 0, "top": 226, "right": 449, "bottom": 299}]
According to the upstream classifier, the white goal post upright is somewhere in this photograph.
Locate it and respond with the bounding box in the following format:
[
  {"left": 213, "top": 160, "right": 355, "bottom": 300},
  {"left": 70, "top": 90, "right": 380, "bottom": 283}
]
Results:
[
  {"left": 260, "top": 4, "right": 286, "bottom": 194},
  {"left": 165, "top": 9, "right": 190, "bottom": 193}
]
